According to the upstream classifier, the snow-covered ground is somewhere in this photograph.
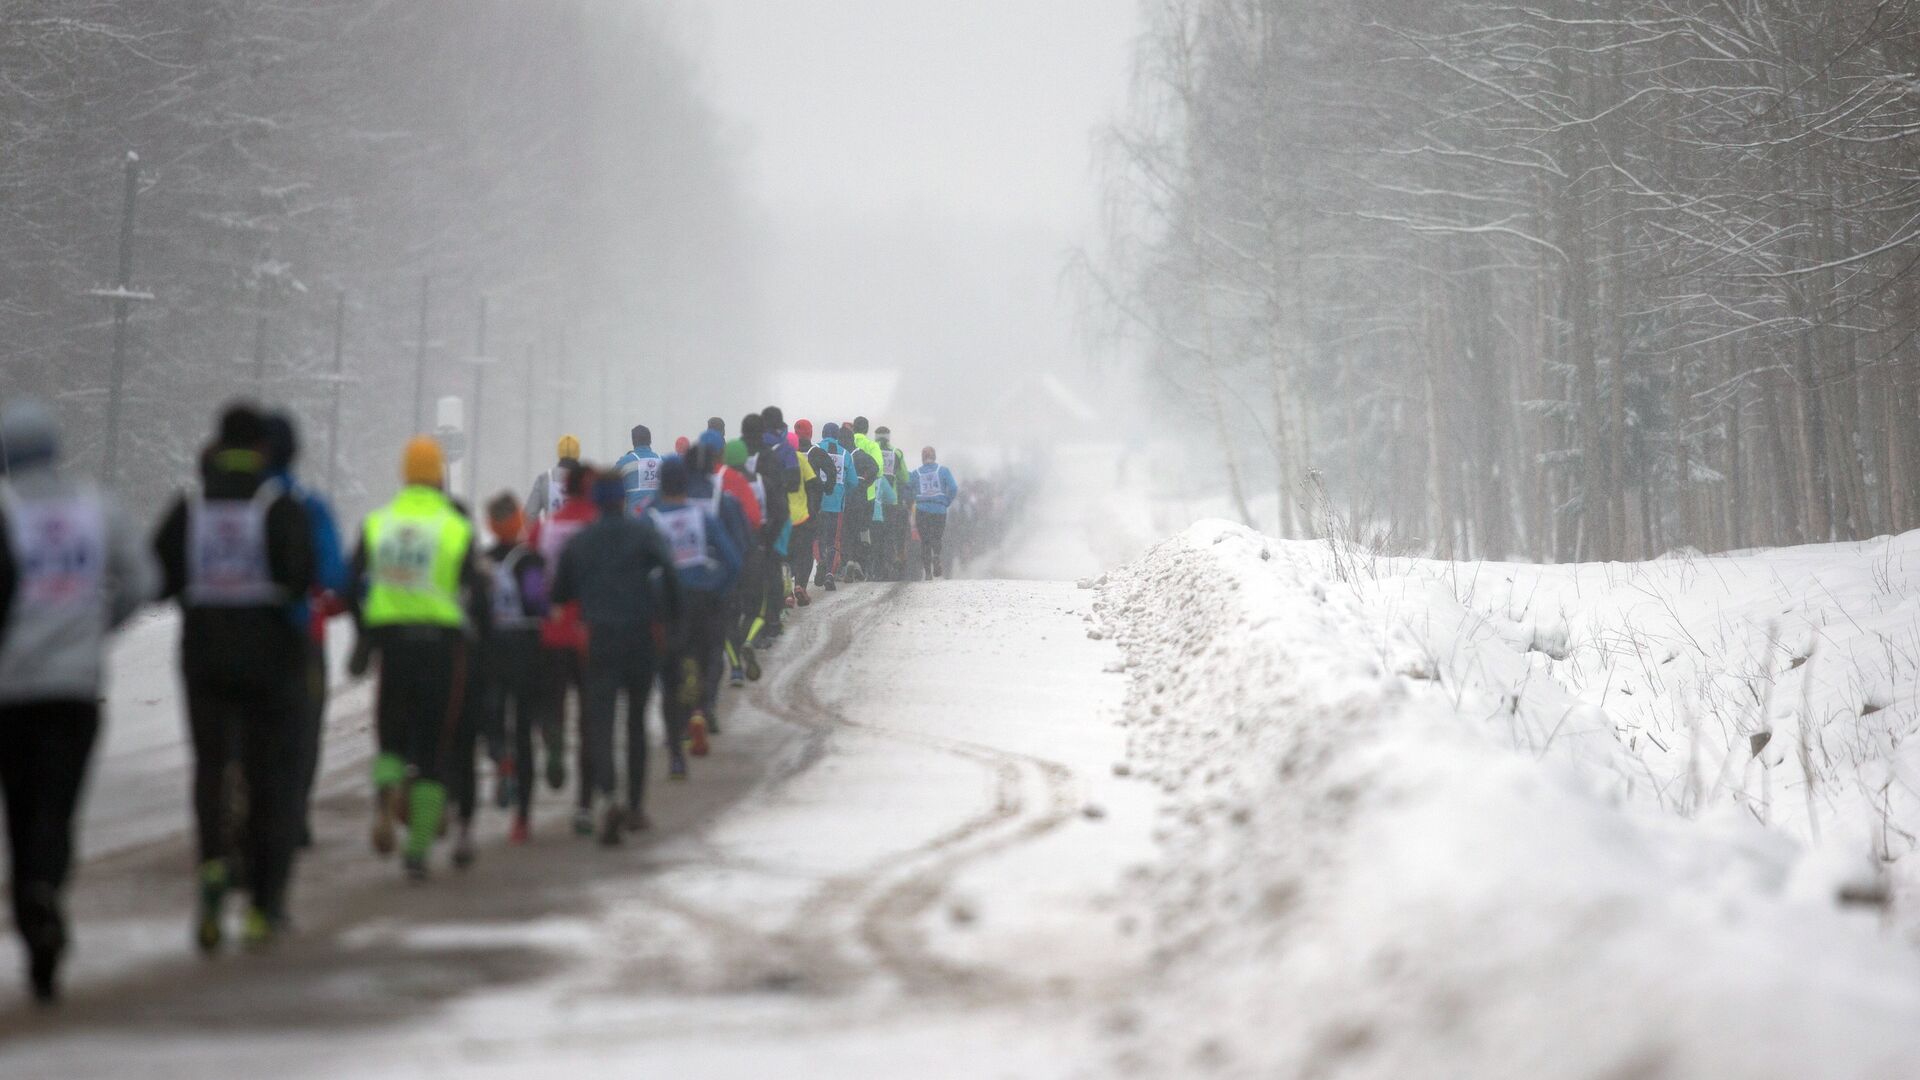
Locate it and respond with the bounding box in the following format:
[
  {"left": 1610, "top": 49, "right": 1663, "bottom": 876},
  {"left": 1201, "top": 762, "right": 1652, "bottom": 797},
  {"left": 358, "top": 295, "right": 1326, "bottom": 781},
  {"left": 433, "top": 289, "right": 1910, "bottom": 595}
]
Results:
[
  {"left": 10, "top": 442, "right": 1920, "bottom": 1077},
  {"left": 1090, "top": 521, "right": 1920, "bottom": 1077}
]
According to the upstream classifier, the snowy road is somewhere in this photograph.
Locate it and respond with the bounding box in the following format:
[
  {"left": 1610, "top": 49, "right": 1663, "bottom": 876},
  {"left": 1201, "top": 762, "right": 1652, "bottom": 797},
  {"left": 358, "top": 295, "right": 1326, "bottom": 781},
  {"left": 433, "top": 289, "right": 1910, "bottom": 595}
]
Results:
[{"left": 0, "top": 575, "right": 1155, "bottom": 1077}]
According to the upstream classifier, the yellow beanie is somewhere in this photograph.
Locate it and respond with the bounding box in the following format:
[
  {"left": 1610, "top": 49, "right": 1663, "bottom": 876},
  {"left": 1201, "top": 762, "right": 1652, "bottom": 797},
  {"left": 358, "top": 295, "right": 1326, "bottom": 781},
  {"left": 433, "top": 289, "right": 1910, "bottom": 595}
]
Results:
[
  {"left": 402, "top": 435, "right": 445, "bottom": 487},
  {"left": 556, "top": 434, "right": 581, "bottom": 461}
]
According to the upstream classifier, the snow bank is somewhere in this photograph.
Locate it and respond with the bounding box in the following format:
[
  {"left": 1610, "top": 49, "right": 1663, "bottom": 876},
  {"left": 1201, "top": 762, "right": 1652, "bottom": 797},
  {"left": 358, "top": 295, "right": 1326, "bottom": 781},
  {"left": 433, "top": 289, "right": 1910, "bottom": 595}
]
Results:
[{"left": 1094, "top": 522, "right": 1920, "bottom": 1078}]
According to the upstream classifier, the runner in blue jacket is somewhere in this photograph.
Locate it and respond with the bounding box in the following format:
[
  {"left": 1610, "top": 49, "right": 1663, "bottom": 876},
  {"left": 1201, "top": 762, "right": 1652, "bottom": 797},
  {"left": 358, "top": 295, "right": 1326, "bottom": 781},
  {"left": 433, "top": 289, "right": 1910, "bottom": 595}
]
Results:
[{"left": 909, "top": 447, "right": 959, "bottom": 581}]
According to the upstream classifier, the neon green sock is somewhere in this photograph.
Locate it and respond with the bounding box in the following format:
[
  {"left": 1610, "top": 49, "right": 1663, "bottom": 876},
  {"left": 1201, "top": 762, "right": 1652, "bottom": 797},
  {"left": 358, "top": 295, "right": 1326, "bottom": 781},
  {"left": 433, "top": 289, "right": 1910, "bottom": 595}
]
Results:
[
  {"left": 372, "top": 752, "right": 406, "bottom": 790},
  {"left": 747, "top": 616, "right": 765, "bottom": 645},
  {"left": 406, "top": 781, "right": 446, "bottom": 859},
  {"left": 724, "top": 641, "right": 740, "bottom": 667}
]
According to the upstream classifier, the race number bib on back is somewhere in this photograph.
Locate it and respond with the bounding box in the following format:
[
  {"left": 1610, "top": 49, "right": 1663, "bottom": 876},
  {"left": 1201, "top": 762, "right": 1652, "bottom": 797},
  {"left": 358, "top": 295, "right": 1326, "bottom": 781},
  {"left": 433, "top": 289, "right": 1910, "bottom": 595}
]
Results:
[
  {"left": 635, "top": 456, "right": 662, "bottom": 493},
  {"left": 916, "top": 469, "right": 944, "bottom": 499},
  {"left": 4, "top": 494, "right": 105, "bottom": 609},
  {"left": 374, "top": 520, "right": 443, "bottom": 593},
  {"left": 187, "top": 494, "right": 280, "bottom": 606},
  {"left": 650, "top": 507, "right": 711, "bottom": 571}
]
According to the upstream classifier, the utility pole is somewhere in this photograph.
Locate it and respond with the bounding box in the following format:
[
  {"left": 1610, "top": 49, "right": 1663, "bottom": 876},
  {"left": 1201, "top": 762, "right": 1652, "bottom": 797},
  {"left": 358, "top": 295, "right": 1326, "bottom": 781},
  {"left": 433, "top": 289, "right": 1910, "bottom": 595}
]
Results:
[
  {"left": 412, "top": 274, "right": 431, "bottom": 433},
  {"left": 328, "top": 290, "right": 347, "bottom": 494},
  {"left": 466, "top": 295, "right": 493, "bottom": 508},
  {"left": 554, "top": 325, "right": 569, "bottom": 440},
  {"left": 95, "top": 152, "right": 153, "bottom": 486}
]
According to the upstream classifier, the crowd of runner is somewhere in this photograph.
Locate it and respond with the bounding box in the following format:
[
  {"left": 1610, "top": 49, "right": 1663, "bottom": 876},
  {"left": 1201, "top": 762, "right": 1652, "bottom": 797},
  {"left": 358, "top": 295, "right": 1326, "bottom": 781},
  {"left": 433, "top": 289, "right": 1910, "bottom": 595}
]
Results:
[{"left": 0, "top": 398, "right": 963, "bottom": 1005}]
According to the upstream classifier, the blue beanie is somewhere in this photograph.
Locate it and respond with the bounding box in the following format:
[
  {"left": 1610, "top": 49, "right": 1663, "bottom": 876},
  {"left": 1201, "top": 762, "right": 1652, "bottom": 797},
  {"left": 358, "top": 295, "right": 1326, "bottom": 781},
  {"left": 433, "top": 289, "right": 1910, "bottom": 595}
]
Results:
[
  {"left": 822, "top": 422, "right": 841, "bottom": 441},
  {"left": 697, "top": 430, "right": 725, "bottom": 455}
]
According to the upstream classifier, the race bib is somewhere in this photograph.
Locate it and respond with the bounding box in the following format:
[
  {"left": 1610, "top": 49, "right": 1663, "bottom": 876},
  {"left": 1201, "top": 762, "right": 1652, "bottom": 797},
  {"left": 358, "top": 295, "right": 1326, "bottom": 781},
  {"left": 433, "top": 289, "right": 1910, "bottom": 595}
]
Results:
[
  {"left": 635, "top": 456, "right": 662, "bottom": 493},
  {"left": 916, "top": 469, "right": 944, "bottom": 499},
  {"left": 188, "top": 493, "right": 280, "bottom": 606},
  {"left": 4, "top": 493, "right": 105, "bottom": 609},
  {"left": 650, "top": 507, "right": 712, "bottom": 571},
  {"left": 374, "top": 520, "right": 443, "bottom": 593}
]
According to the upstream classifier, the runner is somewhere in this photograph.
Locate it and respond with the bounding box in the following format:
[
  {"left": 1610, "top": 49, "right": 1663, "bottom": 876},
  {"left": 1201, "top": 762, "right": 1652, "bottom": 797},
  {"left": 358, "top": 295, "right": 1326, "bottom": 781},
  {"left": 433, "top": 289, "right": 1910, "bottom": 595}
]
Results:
[
  {"left": 613, "top": 424, "right": 662, "bottom": 516},
  {"left": 647, "top": 457, "right": 741, "bottom": 760},
  {"left": 812, "top": 422, "right": 856, "bottom": 592},
  {"left": 525, "top": 434, "right": 582, "bottom": 522},
  {"left": 0, "top": 400, "right": 157, "bottom": 1002},
  {"left": 910, "top": 446, "right": 960, "bottom": 580},
  {"left": 874, "top": 426, "right": 913, "bottom": 580},
  {"left": 479, "top": 494, "right": 551, "bottom": 845},
  {"left": 845, "top": 417, "right": 883, "bottom": 578},
  {"left": 710, "top": 434, "right": 763, "bottom": 686},
  {"left": 528, "top": 463, "right": 599, "bottom": 835},
  {"left": 687, "top": 432, "right": 754, "bottom": 715},
  {"left": 262, "top": 413, "right": 348, "bottom": 850},
  {"left": 791, "top": 419, "right": 837, "bottom": 605},
  {"left": 549, "top": 471, "right": 681, "bottom": 844},
  {"left": 153, "top": 404, "right": 316, "bottom": 947},
  {"left": 347, "top": 435, "right": 486, "bottom": 882}
]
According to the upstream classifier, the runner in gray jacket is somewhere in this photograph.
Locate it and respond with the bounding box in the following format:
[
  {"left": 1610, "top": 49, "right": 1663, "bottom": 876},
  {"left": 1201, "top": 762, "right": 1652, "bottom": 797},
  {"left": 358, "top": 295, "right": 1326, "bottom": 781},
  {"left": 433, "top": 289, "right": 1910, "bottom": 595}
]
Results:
[{"left": 0, "top": 399, "right": 157, "bottom": 1003}]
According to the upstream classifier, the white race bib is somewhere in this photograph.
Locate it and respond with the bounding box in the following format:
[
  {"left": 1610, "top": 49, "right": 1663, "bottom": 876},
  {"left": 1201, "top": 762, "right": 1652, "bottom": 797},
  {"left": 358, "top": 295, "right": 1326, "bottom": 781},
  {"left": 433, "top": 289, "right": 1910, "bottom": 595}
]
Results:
[{"left": 3, "top": 492, "right": 105, "bottom": 610}]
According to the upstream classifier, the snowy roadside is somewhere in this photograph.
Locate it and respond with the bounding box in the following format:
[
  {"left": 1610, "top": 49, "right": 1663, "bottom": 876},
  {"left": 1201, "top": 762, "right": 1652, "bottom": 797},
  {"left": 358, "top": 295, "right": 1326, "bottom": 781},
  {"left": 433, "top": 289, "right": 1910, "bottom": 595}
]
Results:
[{"left": 1091, "top": 521, "right": 1920, "bottom": 1078}]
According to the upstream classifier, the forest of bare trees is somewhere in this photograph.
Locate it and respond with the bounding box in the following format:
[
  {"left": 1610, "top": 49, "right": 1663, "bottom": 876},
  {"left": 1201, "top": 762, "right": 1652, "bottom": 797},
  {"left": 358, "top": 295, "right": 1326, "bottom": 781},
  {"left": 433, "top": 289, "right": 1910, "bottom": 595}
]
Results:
[
  {"left": 1096, "top": 0, "right": 1920, "bottom": 561},
  {"left": 1, "top": 1, "right": 755, "bottom": 520}
]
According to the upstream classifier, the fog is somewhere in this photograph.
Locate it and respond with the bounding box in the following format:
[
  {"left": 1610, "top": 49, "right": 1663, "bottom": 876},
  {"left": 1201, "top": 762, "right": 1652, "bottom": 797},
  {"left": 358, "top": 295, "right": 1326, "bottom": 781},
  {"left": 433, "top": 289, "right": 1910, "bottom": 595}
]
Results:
[
  {"left": 679, "top": 0, "right": 1138, "bottom": 453},
  {"left": 0, "top": 2, "right": 1136, "bottom": 520}
]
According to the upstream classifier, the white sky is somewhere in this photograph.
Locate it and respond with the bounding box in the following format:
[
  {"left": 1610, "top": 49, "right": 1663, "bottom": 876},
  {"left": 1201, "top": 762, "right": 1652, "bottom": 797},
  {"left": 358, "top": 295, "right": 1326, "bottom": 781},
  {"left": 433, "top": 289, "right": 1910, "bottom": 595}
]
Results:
[{"left": 670, "top": 0, "right": 1140, "bottom": 431}]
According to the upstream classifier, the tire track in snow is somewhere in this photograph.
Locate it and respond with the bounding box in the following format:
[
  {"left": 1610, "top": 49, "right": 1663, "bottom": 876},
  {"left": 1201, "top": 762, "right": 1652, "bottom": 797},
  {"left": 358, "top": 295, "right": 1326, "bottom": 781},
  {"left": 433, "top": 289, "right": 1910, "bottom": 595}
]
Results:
[{"left": 750, "top": 583, "right": 1088, "bottom": 1000}]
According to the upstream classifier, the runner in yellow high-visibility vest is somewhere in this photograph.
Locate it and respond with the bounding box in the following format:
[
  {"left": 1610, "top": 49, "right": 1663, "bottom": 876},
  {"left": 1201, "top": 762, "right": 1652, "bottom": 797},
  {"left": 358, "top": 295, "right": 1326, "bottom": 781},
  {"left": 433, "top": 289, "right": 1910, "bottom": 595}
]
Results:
[{"left": 347, "top": 436, "right": 487, "bottom": 882}]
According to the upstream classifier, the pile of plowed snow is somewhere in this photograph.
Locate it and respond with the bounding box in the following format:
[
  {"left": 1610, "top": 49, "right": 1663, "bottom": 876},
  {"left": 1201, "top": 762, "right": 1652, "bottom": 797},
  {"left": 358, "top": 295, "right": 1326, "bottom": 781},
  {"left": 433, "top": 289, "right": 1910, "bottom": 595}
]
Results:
[{"left": 1092, "top": 521, "right": 1920, "bottom": 1079}]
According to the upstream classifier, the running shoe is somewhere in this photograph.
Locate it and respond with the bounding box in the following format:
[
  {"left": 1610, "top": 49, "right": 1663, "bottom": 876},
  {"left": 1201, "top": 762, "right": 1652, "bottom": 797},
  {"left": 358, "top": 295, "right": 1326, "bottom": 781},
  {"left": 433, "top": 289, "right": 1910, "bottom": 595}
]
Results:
[
  {"left": 687, "top": 713, "right": 711, "bottom": 757},
  {"left": 824, "top": 575, "right": 837, "bottom": 592},
  {"left": 508, "top": 815, "right": 531, "bottom": 845},
  {"left": 598, "top": 802, "right": 624, "bottom": 847},
  {"left": 794, "top": 586, "right": 812, "bottom": 607},
  {"left": 668, "top": 750, "right": 689, "bottom": 781},
  {"left": 196, "top": 859, "right": 228, "bottom": 954},
  {"left": 730, "top": 664, "right": 746, "bottom": 688},
  {"left": 241, "top": 907, "right": 282, "bottom": 951},
  {"left": 742, "top": 646, "right": 762, "bottom": 682},
  {"left": 403, "top": 852, "right": 429, "bottom": 883}
]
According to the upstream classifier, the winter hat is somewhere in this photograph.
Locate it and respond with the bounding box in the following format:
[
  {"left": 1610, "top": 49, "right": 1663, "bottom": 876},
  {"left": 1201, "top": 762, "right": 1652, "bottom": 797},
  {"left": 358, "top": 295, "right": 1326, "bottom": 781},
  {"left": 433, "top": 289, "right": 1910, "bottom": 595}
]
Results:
[
  {"left": 698, "top": 429, "right": 726, "bottom": 456},
  {"left": 0, "top": 399, "right": 60, "bottom": 471},
  {"left": 794, "top": 419, "right": 813, "bottom": 439},
  {"left": 631, "top": 424, "right": 652, "bottom": 449},
  {"left": 822, "top": 422, "right": 840, "bottom": 441},
  {"left": 675, "top": 436, "right": 692, "bottom": 455},
  {"left": 556, "top": 434, "right": 581, "bottom": 462},
  {"left": 218, "top": 402, "right": 269, "bottom": 449},
  {"left": 402, "top": 435, "right": 445, "bottom": 487},
  {"left": 263, "top": 412, "right": 299, "bottom": 471},
  {"left": 875, "top": 425, "right": 892, "bottom": 445},
  {"left": 659, "top": 455, "right": 690, "bottom": 497},
  {"left": 724, "top": 438, "right": 749, "bottom": 470},
  {"left": 786, "top": 431, "right": 800, "bottom": 450}
]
